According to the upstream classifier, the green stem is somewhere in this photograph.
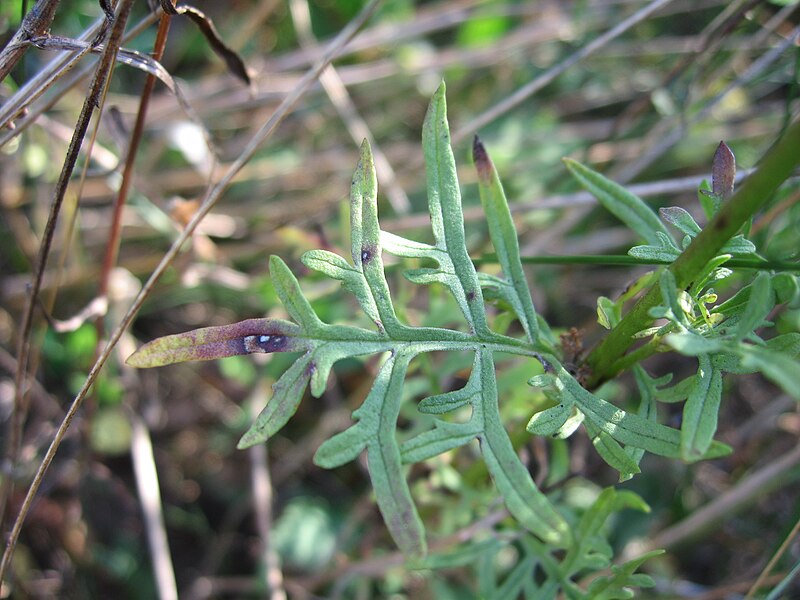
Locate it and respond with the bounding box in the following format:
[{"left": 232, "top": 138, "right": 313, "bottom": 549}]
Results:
[
  {"left": 585, "top": 116, "right": 800, "bottom": 388},
  {"left": 474, "top": 254, "right": 800, "bottom": 271}
]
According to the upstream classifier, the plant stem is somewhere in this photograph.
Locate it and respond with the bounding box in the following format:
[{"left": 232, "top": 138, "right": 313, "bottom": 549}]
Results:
[
  {"left": 585, "top": 116, "right": 800, "bottom": 388},
  {"left": 474, "top": 254, "right": 800, "bottom": 271}
]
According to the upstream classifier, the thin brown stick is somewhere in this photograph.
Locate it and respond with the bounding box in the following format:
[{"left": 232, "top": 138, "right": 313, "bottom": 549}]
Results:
[
  {"left": 450, "top": 0, "right": 677, "bottom": 146},
  {"left": 1, "top": 0, "right": 132, "bottom": 551},
  {"left": 611, "top": 24, "right": 800, "bottom": 183},
  {"left": 0, "top": 11, "right": 161, "bottom": 143},
  {"left": 247, "top": 384, "right": 286, "bottom": 600},
  {"left": 288, "top": 0, "right": 410, "bottom": 214},
  {"left": 744, "top": 507, "right": 800, "bottom": 599},
  {"left": 95, "top": 2, "right": 177, "bottom": 333},
  {"left": 0, "top": 0, "right": 60, "bottom": 81},
  {"left": 131, "top": 416, "right": 178, "bottom": 600},
  {"left": 643, "top": 444, "right": 800, "bottom": 552},
  {"left": 0, "top": 0, "right": 379, "bottom": 585}
]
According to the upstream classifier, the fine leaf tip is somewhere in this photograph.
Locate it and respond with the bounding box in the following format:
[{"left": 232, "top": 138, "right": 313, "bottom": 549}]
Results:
[
  {"left": 236, "top": 432, "right": 260, "bottom": 450},
  {"left": 125, "top": 349, "right": 147, "bottom": 368}
]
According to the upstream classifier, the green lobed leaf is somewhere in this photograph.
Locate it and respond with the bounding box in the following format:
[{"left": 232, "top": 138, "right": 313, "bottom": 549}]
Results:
[
  {"left": 665, "top": 332, "right": 725, "bottom": 356},
  {"left": 563, "top": 158, "right": 673, "bottom": 246},
  {"left": 680, "top": 354, "right": 723, "bottom": 461},
  {"left": 316, "top": 351, "right": 427, "bottom": 556},
  {"left": 237, "top": 353, "right": 315, "bottom": 449},
  {"left": 585, "top": 421, "right": 642, "bottom": 481},
  {"left": 351, "top": 140, "right": 404, "bottom": 336},
  {"left": 363, "top": 352, "right": 427, "bottom": 558},
  {"left": 399, "top": 420, "right": 481, "bottom": 463},
  {"left": 301, "top": 249, "right": 382, "bottom": 329},
  {"left": 774, "top": 273, "right": 800, "bottom": 305},
  {"left": 660, "top": 206, "right": 702, "bottom": 237},
  {"left": 423, "top": 82, "right": 488, "bottom": 335},
  {"left": 734, "top": 271, "right": 774, "bottom": 340},
  {"left": 739, "top": 345, "right": 800, "bottom": 401},
  {"left": 476, "top": 349, "right": 571, "bottom": 546},
  {"left": 584, "top": 550, "right": 663, "bottom": 599},
  {"left": 417, "top": 355, "right": 482, "bottom": 413},
  {"left": 270, "top": 256, "right": 325, "bottom": 333},
  {"left": 557, "top": 366, "right": 684, "bottom": 459},
  {"left": 526, "top": 401, "right": 573, "bottom": 437},
  {"left": 628, "top": 231, "right": 681, "bottom": 262},
  {"left": 131, "top": 83, "right": 744, "bottom": 563},
  {"left": 473, "top": 135, "right": 540, "bottom": 344},
  {"left": 720, "top": 235, "right": 757, "bottom": 255},
  {"left": 313, "top": 421, "right": 370, "bottom": 468}
]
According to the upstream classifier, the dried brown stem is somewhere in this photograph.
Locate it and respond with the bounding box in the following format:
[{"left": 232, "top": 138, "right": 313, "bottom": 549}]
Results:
[
  {"left": 0, "top": 0, "right": 379, "bottom": 585},
  {"left": 1, "top": 0, "right": 133, "bottom": 562}
]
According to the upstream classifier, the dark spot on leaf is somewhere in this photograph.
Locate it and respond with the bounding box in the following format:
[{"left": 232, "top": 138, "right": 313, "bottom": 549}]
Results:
[
  {"left": 243, "top": 333, "right": 288, "bottom": 354},
  {"left": 306, "top": 360, "right": 316, "bottom": 376},
  {"left": 360, "top": 244, "right": 377, "bottom": 265},
  {"left": 466, "top": 290, "right": 475, "bottom": 302}
]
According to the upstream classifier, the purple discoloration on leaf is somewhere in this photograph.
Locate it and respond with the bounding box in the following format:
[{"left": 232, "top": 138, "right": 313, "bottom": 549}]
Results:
[
  {"left": 243, "top": 334, "right": 288, "bottom": 354},
  {"left": 472, "top": 135, "right": 493, "bottom": 183},
  {"left": 127, "top": 318, "right": 307, "bottom": 368},
  {"left": 712, "top": 141, "right": 735, "bottom": 199}
]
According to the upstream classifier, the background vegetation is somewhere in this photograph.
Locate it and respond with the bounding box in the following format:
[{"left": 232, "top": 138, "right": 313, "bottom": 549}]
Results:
[{"left": 1, "top": 0, "right": 799, "bottom": 598}]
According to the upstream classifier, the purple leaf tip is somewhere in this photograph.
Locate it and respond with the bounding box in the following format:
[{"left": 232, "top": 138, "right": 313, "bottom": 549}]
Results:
[
  {"left": 472, "top": 135, "right": 492, "bottom": 182},
  {"left": 712, "top": 141, "right": 735, "bottom": 198}
]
